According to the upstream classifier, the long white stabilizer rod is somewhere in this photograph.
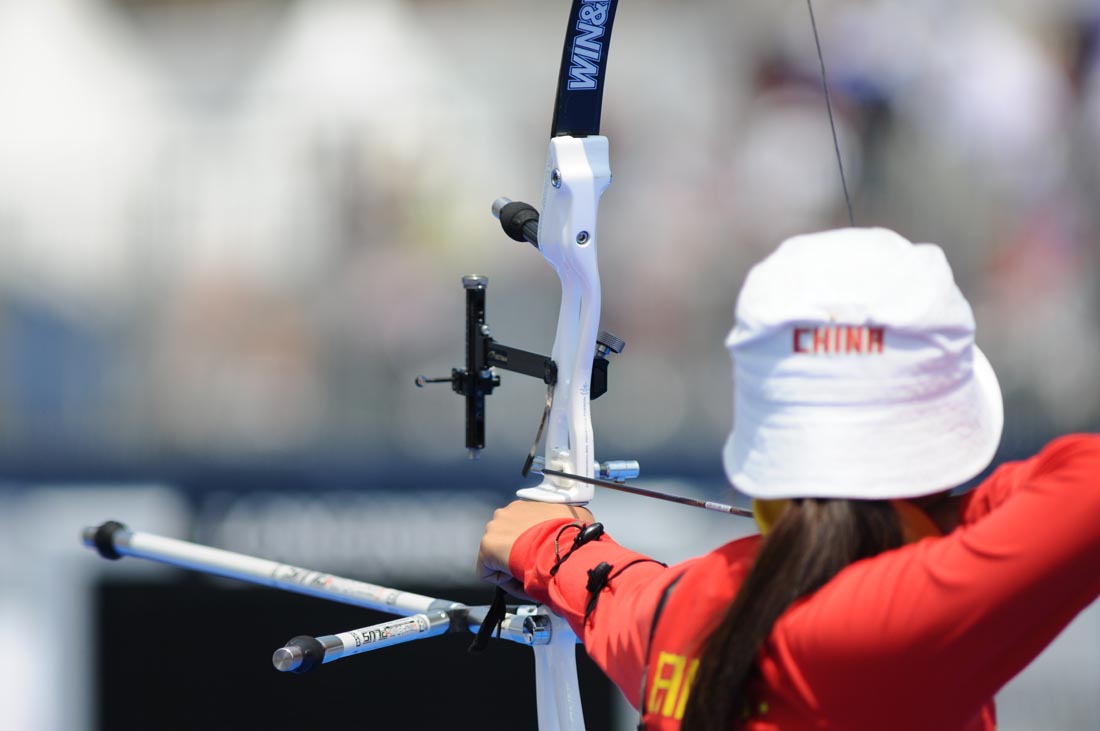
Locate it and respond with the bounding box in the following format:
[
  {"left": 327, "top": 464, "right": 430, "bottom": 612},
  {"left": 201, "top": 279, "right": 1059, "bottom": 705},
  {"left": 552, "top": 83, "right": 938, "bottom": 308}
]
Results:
[{"left": 83, "top": 520, "right": 457, "bottom": 616}]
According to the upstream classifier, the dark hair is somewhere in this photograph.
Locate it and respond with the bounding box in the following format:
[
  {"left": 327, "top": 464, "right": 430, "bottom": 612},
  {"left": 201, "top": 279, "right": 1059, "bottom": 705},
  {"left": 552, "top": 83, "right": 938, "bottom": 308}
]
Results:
[{"left": 680, "top": 498, "right": 903, "bottom": 730}]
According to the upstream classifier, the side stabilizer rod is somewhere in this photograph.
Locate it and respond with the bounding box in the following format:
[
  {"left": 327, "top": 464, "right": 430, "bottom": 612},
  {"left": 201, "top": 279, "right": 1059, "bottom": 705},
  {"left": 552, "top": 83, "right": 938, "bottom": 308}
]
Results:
[{"left": 271, "top": 604, "right": 562, "bottom": 674}]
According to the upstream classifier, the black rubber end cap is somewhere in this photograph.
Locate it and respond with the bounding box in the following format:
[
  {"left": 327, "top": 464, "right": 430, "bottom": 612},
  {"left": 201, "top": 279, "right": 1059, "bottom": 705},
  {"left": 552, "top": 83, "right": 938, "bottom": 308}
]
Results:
[
  {"left": 499, "top": 201, "right": 539, "bottom": 243},
  {"left": 287, "top": 635, "right": 326, "bottom": 675},
  {"left": 93, "top": 521, "right": 128, "bottom": 560}
]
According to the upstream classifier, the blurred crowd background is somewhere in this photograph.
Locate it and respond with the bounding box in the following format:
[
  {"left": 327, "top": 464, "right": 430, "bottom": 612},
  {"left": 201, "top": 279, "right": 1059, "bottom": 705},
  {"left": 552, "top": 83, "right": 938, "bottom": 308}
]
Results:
[
  {"left": 0, "top": 0, "right": 1097, "bottom": 729},
  {"left": 0, "top": 0, "right": 1097, "bottom": 472}
]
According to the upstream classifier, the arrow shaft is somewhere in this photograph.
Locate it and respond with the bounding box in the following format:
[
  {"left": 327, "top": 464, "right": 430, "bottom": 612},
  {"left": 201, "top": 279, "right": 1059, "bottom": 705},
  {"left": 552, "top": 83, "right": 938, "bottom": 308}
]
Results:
[{"left": 538, "top": 467, "right": 753, "bottom": 518}]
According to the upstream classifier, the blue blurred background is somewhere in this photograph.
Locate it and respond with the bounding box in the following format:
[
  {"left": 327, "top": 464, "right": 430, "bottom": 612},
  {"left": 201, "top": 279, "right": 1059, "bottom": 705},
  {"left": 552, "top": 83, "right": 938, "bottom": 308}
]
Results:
[{"left": 0, "top": 0, "right": 1097, "bottom": 729}]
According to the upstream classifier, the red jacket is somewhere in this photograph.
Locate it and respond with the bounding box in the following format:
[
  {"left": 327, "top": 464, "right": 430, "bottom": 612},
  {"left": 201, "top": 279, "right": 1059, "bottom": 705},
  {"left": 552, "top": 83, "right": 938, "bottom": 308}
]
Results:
[{"left": 509, "top": 434, "right": 1100, "bottom": 730}]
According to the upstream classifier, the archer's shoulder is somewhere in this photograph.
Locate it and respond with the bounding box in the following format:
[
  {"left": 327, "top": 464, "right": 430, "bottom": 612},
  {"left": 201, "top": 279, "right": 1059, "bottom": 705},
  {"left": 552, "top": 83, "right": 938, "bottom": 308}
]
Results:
[
  {"left": 655, "top": 534, "right": 763, "bottom": 623},
  {"left": 676, "top": 534, "right": 763, "bottom": 583},
  {"left": 715, "top": 532, "right": 765, "bottom": 561},
  {"left": 1016, "top": 432, "right": 1100, "bottom": 484},
  {"left": 985, "top": 433, "right": 1100, "bottom": 483},
  {"left": 1032, "top": 433, "right": 1100, "bottom": 460},
  {"left": 963, "top": 433, "right": 1100, "bottom": 523}
]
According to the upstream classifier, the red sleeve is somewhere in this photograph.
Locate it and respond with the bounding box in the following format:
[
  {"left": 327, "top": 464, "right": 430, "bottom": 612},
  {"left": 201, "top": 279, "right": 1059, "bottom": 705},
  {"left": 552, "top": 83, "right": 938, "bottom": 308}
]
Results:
[
  {"left": 958, "top": 435, "right": 1089, "bottom": 525},
  {"left": 509, "top": 518, "right": 687, "bottom": 706},
  {"left": 779, "top": 434, "right": 1100, "bottom": 728}
]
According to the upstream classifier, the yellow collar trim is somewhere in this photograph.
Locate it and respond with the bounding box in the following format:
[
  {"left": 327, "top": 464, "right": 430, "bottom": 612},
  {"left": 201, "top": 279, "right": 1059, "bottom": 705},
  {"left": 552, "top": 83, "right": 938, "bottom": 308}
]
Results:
[{"left": 752, "top": 498, "right": 942, "bottom": 543}]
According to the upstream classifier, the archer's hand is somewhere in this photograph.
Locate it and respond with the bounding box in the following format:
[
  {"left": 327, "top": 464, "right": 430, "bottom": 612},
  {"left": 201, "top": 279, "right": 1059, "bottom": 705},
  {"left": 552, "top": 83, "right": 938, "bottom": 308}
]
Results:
[{"left": 476, "top": 500, "right": 595, "bottom": 600}]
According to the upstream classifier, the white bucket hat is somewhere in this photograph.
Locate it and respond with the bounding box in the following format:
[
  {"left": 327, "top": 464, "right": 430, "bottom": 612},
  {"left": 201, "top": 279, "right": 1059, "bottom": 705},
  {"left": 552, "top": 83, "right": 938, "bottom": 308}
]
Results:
[{"left": 722, "top": 228, "right": 1003, "bottom": 500}]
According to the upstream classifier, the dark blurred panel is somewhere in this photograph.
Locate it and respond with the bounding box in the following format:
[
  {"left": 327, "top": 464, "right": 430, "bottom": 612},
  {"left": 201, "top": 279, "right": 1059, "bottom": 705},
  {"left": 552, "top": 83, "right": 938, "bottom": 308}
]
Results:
[{"left": 95, "top": 578, "right": 614, "bottom": 731}]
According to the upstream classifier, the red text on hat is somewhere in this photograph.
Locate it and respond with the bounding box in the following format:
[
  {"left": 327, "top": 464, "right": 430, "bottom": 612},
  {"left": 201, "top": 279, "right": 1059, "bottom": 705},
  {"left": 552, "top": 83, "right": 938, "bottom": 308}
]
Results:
[{"left": 793, "top": 326, "right": 884, "bottom": 355}]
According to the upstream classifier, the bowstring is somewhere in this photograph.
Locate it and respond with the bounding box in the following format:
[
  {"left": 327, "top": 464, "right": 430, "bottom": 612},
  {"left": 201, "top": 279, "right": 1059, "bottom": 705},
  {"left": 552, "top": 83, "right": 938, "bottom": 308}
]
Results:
[{"left": 805, "top": 0, "right": 856, "bottom": 227}]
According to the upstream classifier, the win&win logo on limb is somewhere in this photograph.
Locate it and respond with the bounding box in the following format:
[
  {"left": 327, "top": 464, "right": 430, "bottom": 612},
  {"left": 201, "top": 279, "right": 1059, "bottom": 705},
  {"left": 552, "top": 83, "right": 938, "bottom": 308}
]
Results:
[{"left": 567, "top": 1, "right": 611, "bottom": 91}]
